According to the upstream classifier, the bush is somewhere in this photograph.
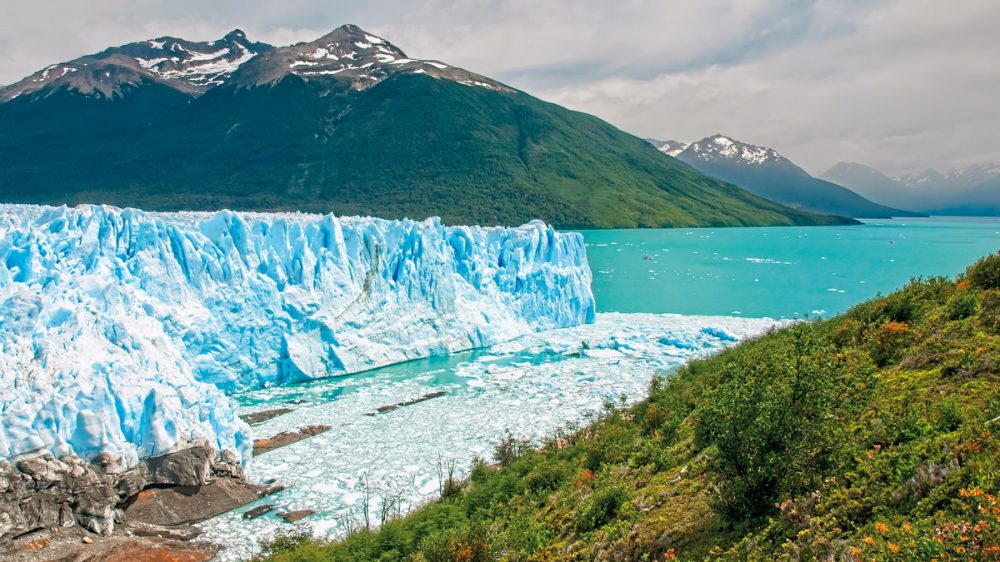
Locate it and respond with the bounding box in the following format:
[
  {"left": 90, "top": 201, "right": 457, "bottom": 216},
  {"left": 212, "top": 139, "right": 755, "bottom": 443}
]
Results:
[
  {"left": 492, "top": 431, "right": 532, "bottom": 467},
  {"left": 866, "top": 320, "right": 913, "bottom": 366},
  {"left": 576, "top": 485, "right": 629, "bottom": 531},
  {"left": 415, "top": 523, "right": 491, "bottom": 562},
  {"left": 966, "top": 253, "right": 1000, "bottom": 290},
  {"left": 935, "top": 398, "right": 963, "bottom": 432},
  {"left": 947, "top": 290, "right": 978, "bottom": 320},
  {"left": 256, "top": 531, "right": 324, "bottom": 561},
  {"left": 523, "top": 462, "right": 568, "bottom": 493},
  {"left": 695, "top": 325, "right": 876, "bottom": 519},
  {"left": 981, "top": 289, "right": 1000, "bottom": 333}
]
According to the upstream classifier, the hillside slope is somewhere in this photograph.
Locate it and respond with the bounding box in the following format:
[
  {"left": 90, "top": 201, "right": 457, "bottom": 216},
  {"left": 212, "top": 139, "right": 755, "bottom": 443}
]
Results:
[
  {"left": 0, "top": 26, "right": 850, "bottom": 229},
  {"left": 261, "top": 254, "right": 1000, "bottom": 561}
]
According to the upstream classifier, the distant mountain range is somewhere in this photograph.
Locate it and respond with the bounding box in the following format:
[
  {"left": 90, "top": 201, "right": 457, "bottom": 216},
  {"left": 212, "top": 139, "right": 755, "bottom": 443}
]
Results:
[
  {"left": 0, "top": 25, "right": 849, "bottom": 229},
  {"left": 822, "top": 162, "right": 1000, "bottom": 216},
  {"left": 648, "top": 135, "right": 921, "bottom": 218}
]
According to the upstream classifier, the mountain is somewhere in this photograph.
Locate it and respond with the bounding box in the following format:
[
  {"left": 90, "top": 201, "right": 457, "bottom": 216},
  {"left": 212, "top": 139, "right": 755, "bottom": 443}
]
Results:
[
  {"left": 646, "top": 138, "right": 688, "bottom": 157},
  {"left": 823, "top": 161, "right": 1000, "bottom": 216},
  {"left": 0, "top": 25, "right": 850, "bottom": 229},
  {"left": 0, "top": 29, "right": 271, "bottom": 101},
  {"left": 661, "top": 135, "right": 922, "bottom": 218}
]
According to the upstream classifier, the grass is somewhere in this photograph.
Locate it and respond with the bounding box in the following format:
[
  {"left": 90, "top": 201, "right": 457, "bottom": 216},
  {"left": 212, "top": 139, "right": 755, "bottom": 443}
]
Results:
[{"left": 257, "top": 253, "right": 1000, "bottom": 561}]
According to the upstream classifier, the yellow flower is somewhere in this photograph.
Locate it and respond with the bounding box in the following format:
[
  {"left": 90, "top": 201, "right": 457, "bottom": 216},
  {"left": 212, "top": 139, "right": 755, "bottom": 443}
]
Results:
[
  {"left": 887, "top": 542, "right": 900, "bottom": 554},
  {"left": 875, "top": 522, "right": 890, "bottom": 535},
  {"left": 863, "top": 536, "right": 876, "bottom": 547},
  {"left": 901, "top": 522, "right": 912, "bottom": 533}
]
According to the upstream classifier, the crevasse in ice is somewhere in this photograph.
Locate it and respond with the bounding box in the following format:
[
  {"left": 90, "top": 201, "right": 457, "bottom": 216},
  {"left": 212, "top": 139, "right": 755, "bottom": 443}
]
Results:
[{"left": 0, "top": 205, "right": 595, "bottom": 467}]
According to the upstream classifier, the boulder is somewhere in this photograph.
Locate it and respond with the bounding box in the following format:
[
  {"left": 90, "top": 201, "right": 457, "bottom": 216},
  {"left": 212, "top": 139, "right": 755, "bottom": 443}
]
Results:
[{"left": 0, "top": 445, "right": 243, "bottom": 544}]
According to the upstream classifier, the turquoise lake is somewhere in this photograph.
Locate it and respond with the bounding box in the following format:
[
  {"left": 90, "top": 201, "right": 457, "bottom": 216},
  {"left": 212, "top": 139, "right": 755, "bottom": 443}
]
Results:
[{"left": 582, "top": 217, "right": 1000, "bottom": 319}]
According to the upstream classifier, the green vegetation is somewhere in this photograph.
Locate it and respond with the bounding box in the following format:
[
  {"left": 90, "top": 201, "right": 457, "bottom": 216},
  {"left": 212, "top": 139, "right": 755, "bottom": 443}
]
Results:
[
  {"left": 0, "top": 75, "right": 850, "bottom": 229},
  {"left": 259, "top": 254, "right": 1000, "bottom": 561}
]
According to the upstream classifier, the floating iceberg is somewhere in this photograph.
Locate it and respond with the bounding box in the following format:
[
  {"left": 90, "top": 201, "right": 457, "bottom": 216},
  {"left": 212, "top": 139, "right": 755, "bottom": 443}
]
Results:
[{"left": 0, "top": 205, "right": 595, "bottom": 467}]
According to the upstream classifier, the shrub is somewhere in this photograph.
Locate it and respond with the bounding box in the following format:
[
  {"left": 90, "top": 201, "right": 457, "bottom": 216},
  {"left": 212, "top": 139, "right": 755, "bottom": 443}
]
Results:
[
  {"left": 523, "top": 462, "right": 567, "bottom": 493},
  {"left": 415, "top": 523, "right": 491, "bottom": 562},
  {"left": 831, "top": 318, "right": 864, "bottom": 347},
  {"left": 966, "top": 253, "right": 1000, "bottom": 290},
  {"left": 866, "top": 320, "right": 913, "bottom": 366},
  {"left": 492, "top": 431, "right": 532, "bottom": 467},
  {"left": 981, "top": 289, "right": 1000, "bottom": 333},
  {"left": 576, "top": 485, "right": 629, "bottom": 531},
  {"left": 695, "top": 325, "right": 876, "bottom": 519},
  {"left": 947, "top": 290, "right": 978, "bottom": 320},
  {"left": 256, "top": 531, "right": 323, "bottom": 561},
  {"left": 935, "top": 398, "right": 963, "bottom": 432}
]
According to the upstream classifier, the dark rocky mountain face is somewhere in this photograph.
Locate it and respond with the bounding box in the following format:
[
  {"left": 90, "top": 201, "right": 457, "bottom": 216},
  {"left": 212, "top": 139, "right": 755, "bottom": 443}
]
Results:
[
  {"left": 0, "top": 26, "right": 850, "bottom": 229},
  {"left": 655, "top": 135, "right": 923, "bottom": 219}
]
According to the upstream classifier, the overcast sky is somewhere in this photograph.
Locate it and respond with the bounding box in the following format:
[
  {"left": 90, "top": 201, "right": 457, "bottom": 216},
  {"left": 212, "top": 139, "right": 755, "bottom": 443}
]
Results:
[{"left": 1, "top": 0, "right": 997, "bottom": 175}]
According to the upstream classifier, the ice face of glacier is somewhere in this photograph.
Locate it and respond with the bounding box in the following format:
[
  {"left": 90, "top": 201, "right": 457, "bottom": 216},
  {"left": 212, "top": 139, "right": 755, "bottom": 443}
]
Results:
[{"left": 0, "top": 204, "right": 595, "bottom": 466}]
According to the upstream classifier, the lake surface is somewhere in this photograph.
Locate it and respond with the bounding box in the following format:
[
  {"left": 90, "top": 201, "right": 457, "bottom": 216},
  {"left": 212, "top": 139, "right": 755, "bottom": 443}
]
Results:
[{"left": 583, "top": 217, "right": 1000, "bottom": 318}]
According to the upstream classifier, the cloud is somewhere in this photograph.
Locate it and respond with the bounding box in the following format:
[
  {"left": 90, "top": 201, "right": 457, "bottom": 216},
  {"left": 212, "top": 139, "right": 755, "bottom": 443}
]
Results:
[{"left": 0, "top": 0, "right": 996, "bottom": 174}]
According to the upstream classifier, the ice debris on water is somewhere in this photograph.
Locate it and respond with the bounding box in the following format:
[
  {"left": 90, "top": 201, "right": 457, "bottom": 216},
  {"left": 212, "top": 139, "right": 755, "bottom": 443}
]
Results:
[{"left": 198, "top": 312, "right": 785, "bottom": 560}]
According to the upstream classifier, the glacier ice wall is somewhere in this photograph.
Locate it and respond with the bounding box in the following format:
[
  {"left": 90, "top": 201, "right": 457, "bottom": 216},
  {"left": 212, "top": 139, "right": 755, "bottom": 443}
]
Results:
[{"left": 0, "top": 205, "right": 595, "bottom": 466}]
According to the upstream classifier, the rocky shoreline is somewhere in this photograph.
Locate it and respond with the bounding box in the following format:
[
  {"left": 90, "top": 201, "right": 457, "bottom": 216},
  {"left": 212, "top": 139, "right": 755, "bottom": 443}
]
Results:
[
  {"left": 0, "top": 446, "right": 276, "bottom": 560},
  {"left": 0, "top": 413, "right": 338, "bottom": 560}
]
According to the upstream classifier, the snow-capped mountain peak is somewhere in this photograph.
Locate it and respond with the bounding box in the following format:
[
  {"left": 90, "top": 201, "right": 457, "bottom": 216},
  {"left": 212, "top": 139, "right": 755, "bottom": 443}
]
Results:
[
  {"left": 646, "top": 139, "right": 688, "bottom": 157},
  {"left": 894, "top": 163, "right": 1000, "bottom": 190},
  {"left": 130, "top": 29, "right": 266, "bottom": 89},
  {"left": 232, "top": 24, "right": 512, "bottom": 92},
  {"left": 0, "top": 30, "right": 271, "bottom": 102},
  {"left": 0, "top": 24, "right": 511, "bottom": 102},
  {"left": 685, "top": 134, "right": 785, "bottom": 166}
]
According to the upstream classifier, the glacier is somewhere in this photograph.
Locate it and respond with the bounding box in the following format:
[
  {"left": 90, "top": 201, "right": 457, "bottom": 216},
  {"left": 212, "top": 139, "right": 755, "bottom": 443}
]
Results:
[{"left": 0, "top": 204, "right": 595, "bottom": 468}]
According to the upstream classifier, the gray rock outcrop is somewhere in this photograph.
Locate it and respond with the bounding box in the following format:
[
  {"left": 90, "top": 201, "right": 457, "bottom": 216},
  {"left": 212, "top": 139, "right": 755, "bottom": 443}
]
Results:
[{"left": 0, "top": 446, "right": 242, "bottom": 544}]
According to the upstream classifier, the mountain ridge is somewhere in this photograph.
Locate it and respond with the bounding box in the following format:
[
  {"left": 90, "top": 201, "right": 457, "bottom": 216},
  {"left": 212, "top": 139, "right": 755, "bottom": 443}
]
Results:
[
  {"left": 0, "top": 30, "right": 272, "bottom": 101},
  {"left": 647, "top": 135, "right": 922, "bottom": 218},
  {"left": 0, "top": 25, "right": 852, "bottom": 229},
  {"left": 822, "top": 161, "right": 1000, "bottom": 216}
]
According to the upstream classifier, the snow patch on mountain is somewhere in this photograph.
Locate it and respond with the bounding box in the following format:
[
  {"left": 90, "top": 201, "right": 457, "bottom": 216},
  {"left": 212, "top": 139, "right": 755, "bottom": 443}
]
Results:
[
  {"left": 0, "top": 30, "right": 269, "bottom": 101},
  {"left": 0, "top": 205, "right": 594, "bottom": 468},
  {"left": 646, "top": 139, "right": 688, "bottom": 157},
  {"left": 685, "top": 134, "right": 784, "bottom": 166},
  {"left": 895, "top": 163, "right": 1000, "bottom": 189},
  {"left": 235, "top": 25, "right": 512, "bottom": 92}
]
